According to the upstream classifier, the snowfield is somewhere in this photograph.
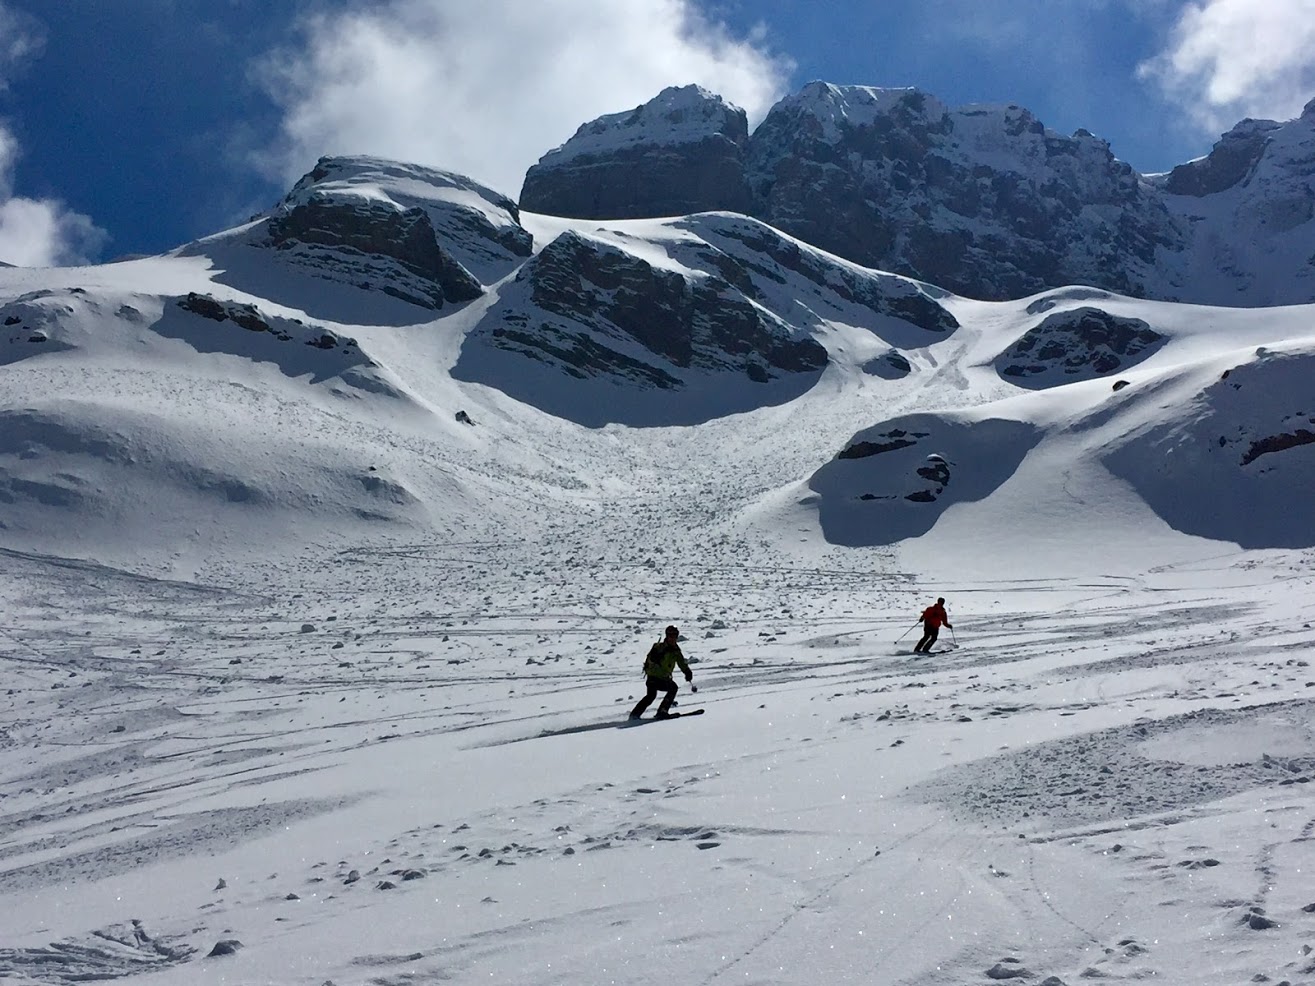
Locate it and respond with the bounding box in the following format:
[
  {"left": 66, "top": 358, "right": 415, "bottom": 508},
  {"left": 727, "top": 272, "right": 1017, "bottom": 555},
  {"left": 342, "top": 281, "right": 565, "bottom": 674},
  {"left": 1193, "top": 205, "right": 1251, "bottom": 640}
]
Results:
[{"left": 2, "top": 162, "right": 1315, "bottom": 985}]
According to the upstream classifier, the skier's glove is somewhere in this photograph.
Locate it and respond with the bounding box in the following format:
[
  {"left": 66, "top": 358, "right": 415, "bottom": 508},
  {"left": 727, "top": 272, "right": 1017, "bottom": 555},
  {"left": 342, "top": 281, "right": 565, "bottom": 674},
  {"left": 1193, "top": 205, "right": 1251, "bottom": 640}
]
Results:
[{"left": 684, "top": 670, "right": 693, "bottom": 682}]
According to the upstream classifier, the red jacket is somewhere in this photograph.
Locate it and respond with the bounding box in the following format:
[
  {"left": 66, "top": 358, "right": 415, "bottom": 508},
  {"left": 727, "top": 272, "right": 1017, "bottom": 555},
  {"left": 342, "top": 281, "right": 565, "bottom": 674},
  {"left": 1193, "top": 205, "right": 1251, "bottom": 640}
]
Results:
[{"left": 921, "top": 604, "right": 949, "bottom": 629}]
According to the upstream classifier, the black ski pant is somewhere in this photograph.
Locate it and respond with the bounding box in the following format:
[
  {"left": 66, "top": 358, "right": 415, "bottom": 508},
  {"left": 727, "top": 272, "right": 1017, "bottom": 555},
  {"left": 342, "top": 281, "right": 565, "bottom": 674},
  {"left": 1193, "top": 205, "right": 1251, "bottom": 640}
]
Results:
[
  {"left": 914, "top": 626, "right": 939, "bottom": 652},
  {"left": 631, "top": 675, "right": 679, "bottom": 717}
]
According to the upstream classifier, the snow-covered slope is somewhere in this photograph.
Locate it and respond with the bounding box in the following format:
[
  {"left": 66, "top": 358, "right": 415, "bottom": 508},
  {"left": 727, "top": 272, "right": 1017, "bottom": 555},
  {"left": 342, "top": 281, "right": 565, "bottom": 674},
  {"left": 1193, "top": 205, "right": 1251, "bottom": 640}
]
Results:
[
  {"left": 3, "top": 156, "right": 1315, "bottom": 568},
  {"left": 2, "top": 155, "right": 1315, "bottom": 986}
]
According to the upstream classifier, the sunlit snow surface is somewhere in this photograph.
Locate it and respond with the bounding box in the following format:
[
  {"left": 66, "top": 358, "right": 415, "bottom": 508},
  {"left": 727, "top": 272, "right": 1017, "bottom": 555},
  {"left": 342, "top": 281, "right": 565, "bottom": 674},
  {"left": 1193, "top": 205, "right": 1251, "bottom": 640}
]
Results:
[{"left": 2, "top": 201, "right": 1315, "bottom": 985}]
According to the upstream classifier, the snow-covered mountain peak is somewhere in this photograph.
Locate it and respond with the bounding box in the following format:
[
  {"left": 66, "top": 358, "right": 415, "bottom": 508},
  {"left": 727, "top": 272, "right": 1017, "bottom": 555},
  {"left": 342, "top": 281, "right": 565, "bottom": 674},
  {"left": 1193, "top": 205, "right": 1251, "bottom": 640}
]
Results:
[
  {"left": 536, "top": 83, "right": 748, "bottom": 168},
  {"left": 276, "top": 155, "right": 531, "bottom": 259},
  {"left": 769, "top": 82, "right": 948, "bottom": 140},
  {"left": 521, "top": 86, "right": 754, "bottom": 219},
  {"left": 188, "top": 155, "right": 535, "bottom": 315}
]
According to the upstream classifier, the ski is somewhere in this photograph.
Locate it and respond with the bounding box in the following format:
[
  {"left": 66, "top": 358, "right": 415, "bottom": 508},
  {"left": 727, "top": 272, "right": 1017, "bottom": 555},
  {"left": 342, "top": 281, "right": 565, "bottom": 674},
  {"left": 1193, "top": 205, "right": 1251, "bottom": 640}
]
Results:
[{"left": 628, "top": 709, "right": 705, "bottom": 723}]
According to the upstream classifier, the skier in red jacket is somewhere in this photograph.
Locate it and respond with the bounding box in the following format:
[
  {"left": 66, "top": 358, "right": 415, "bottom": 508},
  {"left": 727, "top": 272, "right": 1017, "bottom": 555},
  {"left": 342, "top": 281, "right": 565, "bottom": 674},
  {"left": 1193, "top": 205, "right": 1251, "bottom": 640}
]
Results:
[{"left": 914, "top": 597, "right": 951, "bottom": 653}]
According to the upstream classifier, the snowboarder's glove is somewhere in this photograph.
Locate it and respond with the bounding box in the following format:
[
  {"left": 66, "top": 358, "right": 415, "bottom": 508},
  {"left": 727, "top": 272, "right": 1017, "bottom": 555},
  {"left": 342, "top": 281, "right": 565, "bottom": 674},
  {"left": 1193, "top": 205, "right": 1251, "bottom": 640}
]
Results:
[{"left": 684, "top": 670, "right": 693, "bottom": 682}]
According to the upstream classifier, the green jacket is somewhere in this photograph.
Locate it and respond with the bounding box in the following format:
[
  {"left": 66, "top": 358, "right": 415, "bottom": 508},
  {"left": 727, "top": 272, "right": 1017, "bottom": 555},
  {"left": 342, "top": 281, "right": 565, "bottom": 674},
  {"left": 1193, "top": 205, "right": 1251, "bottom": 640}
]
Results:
[{"left": 643, "top": 640, "right": 691, "bottom": 680}]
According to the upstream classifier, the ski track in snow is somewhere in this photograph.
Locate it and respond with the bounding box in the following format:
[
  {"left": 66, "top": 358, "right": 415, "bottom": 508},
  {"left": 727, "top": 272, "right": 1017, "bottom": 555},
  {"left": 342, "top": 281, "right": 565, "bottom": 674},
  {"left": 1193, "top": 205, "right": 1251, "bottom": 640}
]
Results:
[{"left": 1, "top": 532, "right": 1314, "bottom": 985}]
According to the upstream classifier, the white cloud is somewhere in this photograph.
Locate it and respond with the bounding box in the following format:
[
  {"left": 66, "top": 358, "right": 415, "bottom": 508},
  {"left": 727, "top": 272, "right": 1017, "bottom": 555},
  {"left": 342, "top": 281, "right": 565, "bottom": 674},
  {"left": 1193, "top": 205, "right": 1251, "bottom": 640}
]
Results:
[
  {"left": 0, "top": 125, "right": 108, "bottom": 267},
  {"left": 1138, "top": 0, "right": 1315, "bottom": 131},
  {"left": 253, "top": 0, "right": 793, "bottom": 199}
]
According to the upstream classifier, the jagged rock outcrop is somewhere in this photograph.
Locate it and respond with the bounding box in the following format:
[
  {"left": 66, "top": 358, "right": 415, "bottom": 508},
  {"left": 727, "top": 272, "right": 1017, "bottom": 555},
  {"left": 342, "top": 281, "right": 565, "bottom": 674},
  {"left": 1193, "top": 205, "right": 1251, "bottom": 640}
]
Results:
[
  {"left": 267, "top": 198, "right": 481, "bottom": 310},
  {"left": 489, "top": 229, "right": 827, "bottom": 388},
  {"left": 176, "top": 292, "right": 362, "bottom": 354},
  {"left": 996, "top": 307, "right": 1165, "bottom": 386},
  {"left": 744, "top": 84, "right": 1183, "bottom": 301},
  {"left": 1163, "top": 120, "right": 1281, "bottom": 197},
  {"left": 257, "top": 157, "right": 535, "bottom": 310},
  {"left": 520, "top": 85, "right": 752, "bottom": 219}
]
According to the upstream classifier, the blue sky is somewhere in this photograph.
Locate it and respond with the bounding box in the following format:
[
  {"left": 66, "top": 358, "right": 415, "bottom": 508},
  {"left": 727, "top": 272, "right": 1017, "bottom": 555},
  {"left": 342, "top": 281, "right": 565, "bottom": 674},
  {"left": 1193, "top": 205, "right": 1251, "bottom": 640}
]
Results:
[{"left": 2, "top": 0, "right": 1313, "bottom": 266}]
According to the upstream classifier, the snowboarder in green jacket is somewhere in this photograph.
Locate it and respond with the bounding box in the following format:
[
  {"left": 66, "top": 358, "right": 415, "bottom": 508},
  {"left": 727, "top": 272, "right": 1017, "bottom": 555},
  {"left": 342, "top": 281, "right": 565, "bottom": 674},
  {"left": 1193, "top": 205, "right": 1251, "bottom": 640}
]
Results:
[{"left": 629, "top": 625, "right": 693, "bottom": 720}]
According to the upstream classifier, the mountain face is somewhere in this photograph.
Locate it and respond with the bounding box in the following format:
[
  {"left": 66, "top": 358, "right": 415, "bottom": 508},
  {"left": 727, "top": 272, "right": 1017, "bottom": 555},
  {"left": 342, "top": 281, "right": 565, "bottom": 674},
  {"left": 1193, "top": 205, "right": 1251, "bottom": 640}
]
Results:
[
  {"left": 520, "top": 84, "right": 1315, "bottom": 306},
  {"left": 1152, "top": 98, "right": 1315, "bottom": 306},
  {"left": 520, "top": 84, "right": 753, "bottom": 219},
  {"left": 170, "top": 155, "right": 958, "bottom": 427},
  {"left": 5, "top": 150, "right": 1315, "bottom": 567},
  {"left": 226, "top": 157, "right": 534, "bottom": 313},
  {"left": 454, "top": 211, "right": 957, "bottom": 425}
]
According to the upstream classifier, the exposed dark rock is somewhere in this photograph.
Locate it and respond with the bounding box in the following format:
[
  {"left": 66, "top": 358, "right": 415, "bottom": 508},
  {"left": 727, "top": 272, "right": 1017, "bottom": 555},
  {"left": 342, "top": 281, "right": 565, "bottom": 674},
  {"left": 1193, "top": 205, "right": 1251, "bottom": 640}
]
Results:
[
  {"left": 985, "top": 959, "right": 1033, "bottom": 979},
  {"left": 178, "top": 292, "right": 234, "bottom": 324},
  {"left": 1241, "top": 429, "right": 1315, "bottom": 466},
  {"left": 455, "top": 410, "right": 475, "bottom": 425},
  {"left": 744, "top": 85, "right": 1180, "bottom": 301},
  {"left": 997, "top": 307, "right": 1164, "bottom": 385},
  {"left": 838, "top": 430, "right": 925, "bottom": 459},
  {"left": 521, "top": 85, "right": 752, "bottom": 219},
  {"left": 511, "top": 230, "right": 827, "bottom": 384},
  {"left": 1165, "top": 119, "right": 1280, "bottom": 196},
  {"left": 174, "top": 293, "right": 367, "bottom": 359},
  {"left": 917, "top": 458, "right": 951, "bottom": 485},
  {"left": 268, "top": 198, "right": 482, "bottom": 310},
  {"left": 864, "top": 350, "right": 912, "bottom": 378},
  {"left": 1245, "top": 910, "right": 1279, "bottom": 930},
  {"left": 207, "top": 939, "right": 243, "bottom": 957},
  {"left": 489, "top": 322, "right": 683, "bottom": 389}
]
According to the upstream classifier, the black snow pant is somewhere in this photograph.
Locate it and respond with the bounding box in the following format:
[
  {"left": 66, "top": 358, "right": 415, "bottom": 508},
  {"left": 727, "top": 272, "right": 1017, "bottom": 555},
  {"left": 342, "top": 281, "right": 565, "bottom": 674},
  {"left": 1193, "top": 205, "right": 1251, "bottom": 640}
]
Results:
[
  {"left": 631, "top": 675, "right": 679, "bottom": 718},
  {"left": 914, "top": 626, "right": 939, "bottom": 653}
]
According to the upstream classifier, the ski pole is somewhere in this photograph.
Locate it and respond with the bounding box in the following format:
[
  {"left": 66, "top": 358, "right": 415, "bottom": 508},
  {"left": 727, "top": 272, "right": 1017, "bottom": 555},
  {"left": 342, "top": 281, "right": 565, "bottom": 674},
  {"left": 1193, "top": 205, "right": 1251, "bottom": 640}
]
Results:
[
  {"left": 950, "top": 626, "right": 958, "bottom": 646},
  {"left": 895, "top": 621, "right": 920, "bottom": 641}
]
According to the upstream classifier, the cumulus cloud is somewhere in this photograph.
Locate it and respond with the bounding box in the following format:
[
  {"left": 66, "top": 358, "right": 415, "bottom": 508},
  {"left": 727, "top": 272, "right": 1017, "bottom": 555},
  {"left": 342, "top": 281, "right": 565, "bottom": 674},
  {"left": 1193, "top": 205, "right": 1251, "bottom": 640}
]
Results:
[
  {"left": 1138, "top": 0, "right": 1315, "bottom": 131},
  {"left": 0, "top": 126, "right": 108, "bottom": 267},
  {"left": 253, "top": 0, "right": 793, "bottom": 198}
]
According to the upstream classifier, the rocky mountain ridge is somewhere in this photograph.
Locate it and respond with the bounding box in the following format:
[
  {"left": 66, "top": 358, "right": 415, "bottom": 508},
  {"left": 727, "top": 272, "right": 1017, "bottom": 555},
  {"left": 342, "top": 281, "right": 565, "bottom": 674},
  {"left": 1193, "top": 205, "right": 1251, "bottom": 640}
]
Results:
[
  {"left": 521, "top": 83, "right": 1315, "bottom": 306},
  {"left": 187, "top": 156, "right": 959, "bottom": 425}
]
